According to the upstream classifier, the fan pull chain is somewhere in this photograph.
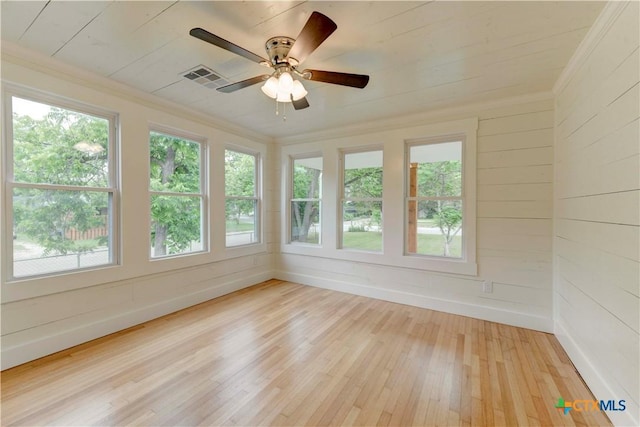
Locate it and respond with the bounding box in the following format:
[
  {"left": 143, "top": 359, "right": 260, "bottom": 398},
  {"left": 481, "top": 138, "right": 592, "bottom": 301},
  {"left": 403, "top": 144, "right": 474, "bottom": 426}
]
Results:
[{"left": 273, "top": 100, "right": 287, "bottom": 121}]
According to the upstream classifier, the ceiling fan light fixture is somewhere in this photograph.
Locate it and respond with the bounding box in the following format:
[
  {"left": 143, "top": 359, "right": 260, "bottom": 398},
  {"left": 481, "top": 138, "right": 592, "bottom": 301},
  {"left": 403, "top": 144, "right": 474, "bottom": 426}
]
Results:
[
  {"left": 276, "top": 88, "right": 292, "bottom": 103},
  {"left": 261, "top": 76, "right": 279, "bottom": 98},
  {"left": 265, "top": 72, "right": 306, "bottom": 103},
  {"left": 291, "top": 80, "right": 308, "bottom": 101},
  {"left": 277, "top": 71, "right": 294, "bottom": 93}
]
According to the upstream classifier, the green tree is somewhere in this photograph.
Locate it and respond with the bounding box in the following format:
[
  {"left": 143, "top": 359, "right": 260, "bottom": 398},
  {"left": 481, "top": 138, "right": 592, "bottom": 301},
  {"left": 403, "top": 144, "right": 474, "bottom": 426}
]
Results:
[
  {"left": 12, "top": 108, "right": 109, "bottom": 255},
  {"left": 417, "top": 160, "right": 462, "bottom": 256},
  {"left": 344, "top": 166, "right": 383, "bottom": 229},
  {"left": 225, "top": 150, "right": 256, "bottom": 224},
  {"left": 344, "top": 167, "right": 382, "bottom": 199},
  {"left": 292, "top": 164, "right": 321, "bottom": 242},
  {"left": 434, "top": 204, "right": 462, "bottom": 257},
  {"left": 149, "top": 132, "right": 201, "bottom": 256}
]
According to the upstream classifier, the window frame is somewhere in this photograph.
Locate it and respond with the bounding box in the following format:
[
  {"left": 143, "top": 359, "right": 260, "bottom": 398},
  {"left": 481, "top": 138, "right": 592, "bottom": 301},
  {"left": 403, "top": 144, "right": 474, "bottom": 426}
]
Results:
[
  {"left": 280, "top": 117, "right": 477, "bottom": 276},
  {"left": 397, "top": 119, "right": 477, "bottom": 275},
  {"left": 2, "top": 86, "right": 120, "bottom": 282},
  {"left": 288, "top": 153, "right": 323, "bottom": 246},
  {"left": 148, "top": 125, "right": 208, "bottom": 260},
  {"left": 339, "top": 146, "right": 384, "bottom": 252},
  {"left": 405, "top": 136, "right": 465, "bottom": 259},
  {"left": 224, "top": 146, "right": 261, "bottom": 248}
]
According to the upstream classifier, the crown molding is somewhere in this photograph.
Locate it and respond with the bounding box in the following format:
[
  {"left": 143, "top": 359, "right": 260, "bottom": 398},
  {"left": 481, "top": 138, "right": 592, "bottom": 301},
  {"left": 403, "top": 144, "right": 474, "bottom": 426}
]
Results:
[
  {"left": 276, "top": 91, "right": 553, "bottom": 145},
  {"left": 552, "top": 1, "right": 630, "bottom": 95},
  {"left": 0, "top": 41, "right": 274, "bottom": 145}
]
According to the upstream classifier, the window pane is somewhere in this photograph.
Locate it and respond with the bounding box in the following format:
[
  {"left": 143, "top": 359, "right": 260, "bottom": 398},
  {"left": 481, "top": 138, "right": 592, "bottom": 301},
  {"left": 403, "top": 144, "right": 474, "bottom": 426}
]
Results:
[
  {"left": 410, "top": 141, "right": 462, "bottom": 197},
  {"left": 407, "top": 200, "right": 462, "bottom": 258},
  {"left": 225, "top": 150, "right": 256, "bottom": 196},
  {"left": 150, "top": 195, "right": 202, "bottom": 257},
  {"left": 150, "top": 132, "right": 201, "bottom": 193},
  {"left": 226, "top": 199, "right": 258, "bottom": 246},
  {"left": 293, "top": 157, "right": 322, "bottom": 199},
  {"left": 12, "top": 188, "right": 111, "bottom": 278},
  {"left": 12, "top": 97, "right": 109, "bottom": 187},
  {"left": 344, "top": 151, "right": 383, "bottom": 198},
  {"left": 342, "top": 201, "right": 382, "bottom": 251},
  {"left": 291, "top": 201, "right": 320, "bottom": 244}
]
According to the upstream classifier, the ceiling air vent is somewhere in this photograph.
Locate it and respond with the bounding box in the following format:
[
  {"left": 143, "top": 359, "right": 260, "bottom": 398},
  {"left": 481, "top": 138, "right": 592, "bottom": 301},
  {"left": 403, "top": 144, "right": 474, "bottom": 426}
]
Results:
[{"left": 181, "top": 65, "right": 228, "bottom": 89}]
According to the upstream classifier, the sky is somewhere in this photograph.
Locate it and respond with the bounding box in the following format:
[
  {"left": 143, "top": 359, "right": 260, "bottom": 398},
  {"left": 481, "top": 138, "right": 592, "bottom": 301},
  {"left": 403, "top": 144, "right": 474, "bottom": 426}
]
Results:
[{"left": 12, "top": 96, "right": 51, "bottom": 120}]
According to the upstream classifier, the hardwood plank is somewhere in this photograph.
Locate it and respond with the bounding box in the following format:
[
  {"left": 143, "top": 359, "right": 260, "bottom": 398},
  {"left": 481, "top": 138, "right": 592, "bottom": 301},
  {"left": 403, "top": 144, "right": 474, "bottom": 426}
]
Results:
[{"left": 0, "top": 280, "right": 612, "bottom": 426}]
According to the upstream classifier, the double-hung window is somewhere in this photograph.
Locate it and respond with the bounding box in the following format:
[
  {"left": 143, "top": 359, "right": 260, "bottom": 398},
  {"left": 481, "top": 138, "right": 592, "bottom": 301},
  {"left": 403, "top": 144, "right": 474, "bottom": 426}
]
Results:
[
  {"left": 149, "top": 130, "right": 206, "bottom": 258},
  {"left": 406, "top": 139, "right": 464, "bottom": 258},
  {"left": 341, "top": 149, "right": 383, "bottom": 252},
  {"left": 225, "top": 148, "right": 260, "bottom": 247},
  {"left": 290, "top": 155, "right": 322, "bottom": 244},
  {"left": 5, "top": 93, "right": 117, "bottom": 279}
]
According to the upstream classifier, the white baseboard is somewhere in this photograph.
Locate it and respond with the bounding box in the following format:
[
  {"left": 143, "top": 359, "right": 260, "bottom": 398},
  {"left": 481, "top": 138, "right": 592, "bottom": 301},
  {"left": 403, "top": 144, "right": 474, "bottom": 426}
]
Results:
[
  {"left": 275, "top": 270, "right": 553, "bottom": 333},
  {"left": 1, "top": 271, "right": 273, "bottom": 370},
  {"left": 555, "top": 321, "right": 638, "bottom": 427}
]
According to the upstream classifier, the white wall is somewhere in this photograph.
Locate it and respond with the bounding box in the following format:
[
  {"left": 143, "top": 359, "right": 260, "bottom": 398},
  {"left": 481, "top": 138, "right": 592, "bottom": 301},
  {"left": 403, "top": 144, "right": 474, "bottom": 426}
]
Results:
[
  {"left": 0, "top": 47, "right": 275, "bottom": 369},
  {"left": 274, "top": 94, "right": 555, "bottom": 333},
  {"left": 553, "top": 2, "right": 639, "bottom": 426}
]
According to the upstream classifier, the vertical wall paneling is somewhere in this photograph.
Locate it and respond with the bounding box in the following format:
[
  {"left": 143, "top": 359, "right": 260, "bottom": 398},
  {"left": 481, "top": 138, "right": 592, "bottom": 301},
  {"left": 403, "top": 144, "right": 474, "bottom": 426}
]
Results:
[
  {"left": 553, "top": 2, "right": 639, "bottom": 426},
  {"left": 276, "top": 95, "right": 555, "bottom": 333}
]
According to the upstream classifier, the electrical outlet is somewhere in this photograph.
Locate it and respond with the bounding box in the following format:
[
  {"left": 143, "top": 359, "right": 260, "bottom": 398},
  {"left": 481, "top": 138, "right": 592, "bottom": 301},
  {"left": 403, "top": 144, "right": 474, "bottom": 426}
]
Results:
[{"left": 482, "top": 280, "right": 493, "bottom": 293}]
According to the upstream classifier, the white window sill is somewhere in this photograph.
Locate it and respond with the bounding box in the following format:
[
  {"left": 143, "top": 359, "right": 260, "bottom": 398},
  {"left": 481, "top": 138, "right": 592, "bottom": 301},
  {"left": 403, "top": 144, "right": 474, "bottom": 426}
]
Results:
[{"left": 281, "top": 244, "right": 477, "bottom": 276}]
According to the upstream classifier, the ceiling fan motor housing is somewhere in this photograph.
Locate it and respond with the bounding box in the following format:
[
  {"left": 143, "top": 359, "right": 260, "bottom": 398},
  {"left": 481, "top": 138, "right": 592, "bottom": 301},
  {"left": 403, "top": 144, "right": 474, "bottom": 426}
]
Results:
[{"left": 265, "top": 37, "right": 298, "bottom": 67}]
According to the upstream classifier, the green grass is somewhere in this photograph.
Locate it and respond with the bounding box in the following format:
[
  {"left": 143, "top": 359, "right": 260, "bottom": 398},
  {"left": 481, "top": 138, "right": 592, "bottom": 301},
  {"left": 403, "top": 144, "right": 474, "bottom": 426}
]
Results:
[
  {"left": 342, "top": 231, "right": 383, "bottom": 251},
  {"left": 417, "top": 218, "right": 437, "bottom": 227},
  {"left": 304, "top": 232, "right": 320, "bottom": 244},
  {"left": 342, "top": 231, "right": 461, "bottom": 257},
  {"left": 226, "top": 221, "right": 255, "bottom": 233},
  {"left": 291, "top": 231, "right": 320, "bottom": 244},
  {"left": 14, "top": 236, "right": 105, "bottom": 249}
]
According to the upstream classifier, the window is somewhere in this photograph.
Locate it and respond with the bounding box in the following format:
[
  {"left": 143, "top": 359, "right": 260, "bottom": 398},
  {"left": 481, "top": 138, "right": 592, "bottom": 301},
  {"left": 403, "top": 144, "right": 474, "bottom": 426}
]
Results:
[
  {"left": 149, "top": 130, "right": 205, "bottom": 258},
  {"left": 225, "top": 149, "right": 260, "bottom": 247},
  {"left": 6, "top": 95, "right": 117, "bottom": 279},
  {"left": 290, "top": 155, "right": 322, "bottom": 244},
  {"left": 281, "top": 118, "right": 476, "bottom": 274},
  {"left": 341, "top": 149, "right": 383, "bottom": 252},
  {"left": 406, "top": 139, "right": 463, "bottom": 258}
]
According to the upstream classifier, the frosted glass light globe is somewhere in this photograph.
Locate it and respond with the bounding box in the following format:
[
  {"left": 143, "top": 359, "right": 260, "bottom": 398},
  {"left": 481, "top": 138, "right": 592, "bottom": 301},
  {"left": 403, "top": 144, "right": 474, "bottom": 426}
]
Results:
[
  {"left": 261, "top": 76, "right": 278, "bottom": 99},
  {"left": 277, "top": 72, "right": 293, "bottom": 93},
  {"left": 291, "top": 80, "right": 308, "bottom": 101}
]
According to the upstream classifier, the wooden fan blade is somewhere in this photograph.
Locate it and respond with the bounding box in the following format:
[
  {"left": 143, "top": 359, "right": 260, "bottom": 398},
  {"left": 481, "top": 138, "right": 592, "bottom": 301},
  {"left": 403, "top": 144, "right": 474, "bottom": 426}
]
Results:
[
  {"left": 287, "top": 12, "right": 337, "bottom": 64},
  {"left": 303, "top": 69, "right": 369, "bottom": 88},
  {"left": 190, "top": 28, "right": 267, "bottom": 64},
  {"left": 292, "top": 96, "right": 310, "bottom": 110},
  {"left": 217, "top": 75, "right": 270, "bottom": 93}
]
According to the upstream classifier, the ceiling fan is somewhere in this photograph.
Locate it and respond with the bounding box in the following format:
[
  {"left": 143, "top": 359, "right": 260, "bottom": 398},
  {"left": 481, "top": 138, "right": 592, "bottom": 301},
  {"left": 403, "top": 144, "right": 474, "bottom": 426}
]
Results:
[{"left": 189, "top": 11, "right": 370, "bottom": 111}]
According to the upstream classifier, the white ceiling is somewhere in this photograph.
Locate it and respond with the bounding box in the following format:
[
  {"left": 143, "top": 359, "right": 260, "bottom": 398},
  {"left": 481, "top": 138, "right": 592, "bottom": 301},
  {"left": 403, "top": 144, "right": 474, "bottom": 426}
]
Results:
[{"left": 1, "top": 1, "right": 604, "bottom": 138}]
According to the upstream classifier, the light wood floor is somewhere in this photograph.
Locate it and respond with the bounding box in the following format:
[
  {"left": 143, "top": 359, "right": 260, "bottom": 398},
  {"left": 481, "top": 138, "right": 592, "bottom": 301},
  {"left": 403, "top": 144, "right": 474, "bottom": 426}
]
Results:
[{"left": 1, "top": 280, "right": 611, "bottom": 426}]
